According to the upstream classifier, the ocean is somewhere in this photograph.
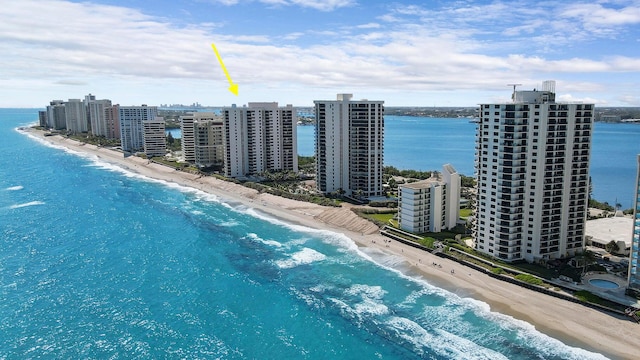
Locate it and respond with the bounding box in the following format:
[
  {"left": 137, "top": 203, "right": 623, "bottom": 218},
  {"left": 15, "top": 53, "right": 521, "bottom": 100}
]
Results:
[
  {"left": 298, "top": 116, "right": 640, "bottom": 207},
  {"left": 1, "top": 109, "right": 613, "bottom": 358}
]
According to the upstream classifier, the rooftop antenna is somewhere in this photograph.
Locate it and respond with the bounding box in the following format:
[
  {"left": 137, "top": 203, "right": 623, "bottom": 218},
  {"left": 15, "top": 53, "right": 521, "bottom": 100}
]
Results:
[{"left": 507, "top": 83, "right": 522, "bottom": 102}]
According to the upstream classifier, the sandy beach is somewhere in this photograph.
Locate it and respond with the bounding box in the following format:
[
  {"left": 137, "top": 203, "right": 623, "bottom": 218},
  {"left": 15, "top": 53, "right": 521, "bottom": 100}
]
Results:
[{"left": 25, "top": 129, "right": 640, "bottom": 360}]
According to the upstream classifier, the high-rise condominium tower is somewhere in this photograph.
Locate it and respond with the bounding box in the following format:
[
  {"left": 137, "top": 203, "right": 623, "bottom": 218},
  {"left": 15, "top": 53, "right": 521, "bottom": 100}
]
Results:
[
  {"left": 180, "top": 112, "right": 225, "bottom": 168},
  {"left": 119, "top": 105, "right": 158, "bottom": 153},
  {"left": 65, "top": 99, "right": 88, "bottom": 133},
  {"left": 85, "top": 99, "right": 113, "bottom": 138},
  {"left": 223, "top": 102, "right": 297, "bottom": 178},
  {"left": 143, "top": 117, "right": 166, "bottom": 158},
  {"left": 314, "top": 94, "right": 384, "bottom": 197},
  {"left": 628, "top": 155, "right": 640, "bottom": 294},
  {"left": 46, "top": 100, "right": 66, "bottom": 130},
  {"left": 474, "top": 81, "right": 593, "bottom": 262}
]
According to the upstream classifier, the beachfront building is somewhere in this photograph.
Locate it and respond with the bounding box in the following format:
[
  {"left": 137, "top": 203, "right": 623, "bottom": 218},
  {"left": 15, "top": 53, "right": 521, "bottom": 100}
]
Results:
[
  {"left": 398, "top": 164, "right": 461, "bottom": 233},
  {"left": 64, "top": 99, "right": 88, "bottom": 133},
  {"left": 180, "top": 114, "right": 196, "bottom": 163},
  {"left": 86, "top": 96, "right": 112, "bottom": 137},
  {"left": 628, "top": 155, "right": 640, "bottom": 294},
  {"left": 474, "top": 81, "right": 594, "bottom": 263},
  {"left": 222, "top": 103, "right": 297, "bottom": 178},
  {"left": 314, "top": 94, "right": 384, "bottom": 197},
  {"left": 38, "top": 111, "right": 47, "bottom": 127},
  {"left": 180, "top": 112, "right": 225, "bottom": 168},
  {"left": 104, "top": 104, "right": 121, "bottom": 140},
  {"left": 119, "top": 105, "right": 158, "bottom": 153},
  {"left": 46, "top": 100, "right": 66, "bottom": 130},
  {"left": 195, "top": 115, "right": 225, "bottom": 168},
  {"left": 142, "top": 117, "right": 166, "bottom": 158}
]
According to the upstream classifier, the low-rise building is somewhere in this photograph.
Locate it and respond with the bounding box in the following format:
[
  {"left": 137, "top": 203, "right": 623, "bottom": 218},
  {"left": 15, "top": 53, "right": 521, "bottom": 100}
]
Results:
[
  {"left": 398, "top": 164, "right": 460, "bottom": 233},
  {"left": 585, "top": 216, "right": 633, "bottom": 256}
]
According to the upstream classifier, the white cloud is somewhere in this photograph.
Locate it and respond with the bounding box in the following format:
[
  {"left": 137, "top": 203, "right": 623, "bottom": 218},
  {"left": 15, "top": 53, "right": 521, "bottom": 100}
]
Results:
[
  {"left": 0, "top": 0, "right": 638, "bottom": 106},
  {"left": 561, "top": 2, "right": 640, "bottom": 26},
  {"left": 207, "top": 0, "right": 356, "bottom": 11},
  {"left": 557, "top": 94, "right": 607, "bottom": 104},
  {"left": 618, "top": 94, "right": 640, "bottom": 106},
  {"left": 356, "top": 22, "right": 381, "bottom": 29}
]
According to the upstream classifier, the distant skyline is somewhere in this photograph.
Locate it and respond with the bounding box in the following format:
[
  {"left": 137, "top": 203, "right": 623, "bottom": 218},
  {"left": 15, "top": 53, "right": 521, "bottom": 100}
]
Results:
[{"left": 1, "top": 0, "right": 639, "bottom": 107}]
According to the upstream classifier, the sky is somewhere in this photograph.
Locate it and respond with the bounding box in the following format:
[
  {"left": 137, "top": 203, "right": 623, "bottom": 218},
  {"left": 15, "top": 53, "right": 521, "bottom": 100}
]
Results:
[{"left": 1, "top": 0, "right": 639, "bottom": 107}]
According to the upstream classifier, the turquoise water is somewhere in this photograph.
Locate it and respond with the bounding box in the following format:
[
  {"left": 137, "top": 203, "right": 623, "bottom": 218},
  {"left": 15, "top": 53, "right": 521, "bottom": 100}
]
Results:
[{"left": 1, "top": 109, "right": 609, "bottom": 359}]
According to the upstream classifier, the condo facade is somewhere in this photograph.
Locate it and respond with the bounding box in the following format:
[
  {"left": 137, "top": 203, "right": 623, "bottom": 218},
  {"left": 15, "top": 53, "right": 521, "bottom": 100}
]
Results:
[
  {"left": 222, "top": 103, "right": 297, "bottom": 178},
  {"left": 46, "top": 100, "right": 66, "bottom": 130},
  {"left": 398, "top": 164, "right": 461, "bottom": 233},
  {"left": 104, "top": 104, "right": 121, "bottom": 140},
  {"left": 142, "top": 117, "right": 166, "bottom": 158},
  {"left": 474, "top": 81, "right": 593, "bottom": 262},
  {"left": 628, "top": 155, "right": 640, "bottom": 294},
  {"left": 86, "top": 96, "right": 113, "bottom": 137},
  {"left": 314, "top": 94, "right": 384, "bottom": 197},
  {"left": 64, "top": 99, "right": 88, "bottom": 133},
  {"left": 119, "top": 105, "right": 158, "bottom": 153},
  {"left": 180, "top": 112, "right": 225, "bottom": 168}
]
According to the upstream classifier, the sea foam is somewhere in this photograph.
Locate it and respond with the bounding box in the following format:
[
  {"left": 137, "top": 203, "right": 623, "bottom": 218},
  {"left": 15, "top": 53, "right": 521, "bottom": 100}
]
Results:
[
  {"left": 275, "top": 247, "right": 326, "bottom": 269},
  {"left": 9, "top": 201, "right": 45, "bottom": 209}
]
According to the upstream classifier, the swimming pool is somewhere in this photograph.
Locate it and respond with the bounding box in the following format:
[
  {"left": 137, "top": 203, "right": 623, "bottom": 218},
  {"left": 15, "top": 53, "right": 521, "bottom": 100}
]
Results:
[{"left": 588, "top": 278, "right": 620, "bottom": 289}]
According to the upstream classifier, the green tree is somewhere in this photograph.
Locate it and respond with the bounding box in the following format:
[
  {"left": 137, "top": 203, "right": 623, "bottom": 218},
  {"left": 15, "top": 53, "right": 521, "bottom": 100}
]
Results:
[
  {"left": 166, "top": 132, "right": 174, "bottom": 146},
  {"left": 605, "top": 240, "right": 620, "bottom": 254},
  {"left": 580, "top": 250, "right": 597, "bottom": 276}
]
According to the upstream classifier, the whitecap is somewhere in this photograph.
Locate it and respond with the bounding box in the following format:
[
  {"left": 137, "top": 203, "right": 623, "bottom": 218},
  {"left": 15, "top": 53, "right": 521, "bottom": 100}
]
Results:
[
  {"left": 275, "top": 248, "right": 326, "bottom": 269},
  {"left": 246, "top": 233, "right": 282, "bottom": 247},
  {"left": 9, "top": 201, "right": 45, "bottom": 209}
]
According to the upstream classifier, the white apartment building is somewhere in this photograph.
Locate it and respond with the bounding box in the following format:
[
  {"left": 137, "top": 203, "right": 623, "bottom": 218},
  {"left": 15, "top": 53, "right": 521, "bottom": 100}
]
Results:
[
  {"left": 222, "top": 103, "right": 297, "bottom": 178},
  {"left": 65, "top": 99, "right": 88, "bottom": 133},
  {"left": 314, "top": 94, "right": 384, "bottom": 197},
  {"left": 87, "top": 97, "right": 112, "bottom": 137},
  {"left": 474, "top": 81, "right": 593, "bottom": 262},
  {"left": 119, "top": 105, "right": 158, "bottom": 153},
  {"left": 398, "top": 164, "right": 461, "bottom": 233},
  {"left": 143, "top": 117, "right": 166, "bottom": 157},
  {"left": 628, "top": 155, "right": 640, "bottom": 294},
  {"left": 180, "top": 112, "right": 225, "bottom": 168}
]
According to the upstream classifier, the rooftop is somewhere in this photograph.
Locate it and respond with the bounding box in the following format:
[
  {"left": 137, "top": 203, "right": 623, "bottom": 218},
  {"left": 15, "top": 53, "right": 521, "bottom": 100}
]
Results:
[{"left": 585, "top": 216, "right": 633, "bottom": 246}]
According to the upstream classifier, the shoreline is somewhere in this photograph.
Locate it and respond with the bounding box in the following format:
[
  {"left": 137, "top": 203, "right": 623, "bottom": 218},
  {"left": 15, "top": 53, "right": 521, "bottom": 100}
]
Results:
[{"left": 23, "top": 128, "right": 639, "bottom": 359}]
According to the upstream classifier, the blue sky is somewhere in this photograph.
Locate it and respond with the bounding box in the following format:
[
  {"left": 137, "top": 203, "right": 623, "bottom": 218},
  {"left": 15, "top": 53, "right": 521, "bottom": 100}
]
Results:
[{"left": 1, "top": 0, "right": 639, "bottom": 107}]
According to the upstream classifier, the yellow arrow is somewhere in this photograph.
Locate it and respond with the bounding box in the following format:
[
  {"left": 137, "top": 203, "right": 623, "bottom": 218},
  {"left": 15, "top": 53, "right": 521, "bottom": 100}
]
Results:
[{"left": 211, "top": 42, "right": 239, "bottom": 96}]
